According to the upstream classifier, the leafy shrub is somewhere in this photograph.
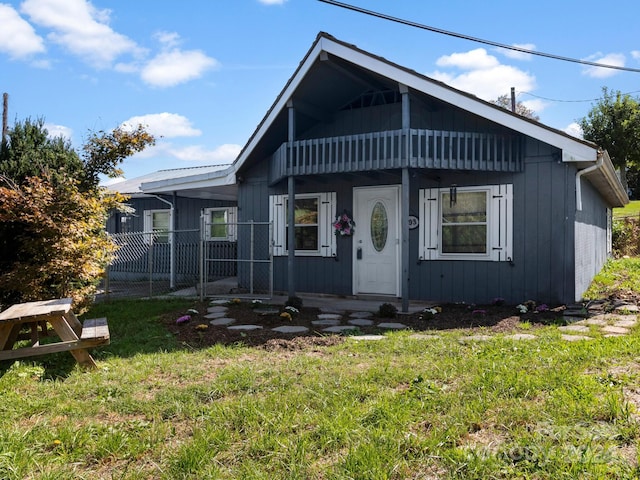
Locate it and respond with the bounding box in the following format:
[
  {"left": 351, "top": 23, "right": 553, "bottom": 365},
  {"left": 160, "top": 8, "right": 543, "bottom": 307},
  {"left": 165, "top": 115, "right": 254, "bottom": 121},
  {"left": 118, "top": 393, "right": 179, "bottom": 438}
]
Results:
[
  {"left": 285, "top": 295, "right": 303, "bottom": 311},
  {"left": 378, "top": 302, "right": 397, "bottom": 318},
  {"left": 613, "top": 217, "right": 640, "bottom": 257}
]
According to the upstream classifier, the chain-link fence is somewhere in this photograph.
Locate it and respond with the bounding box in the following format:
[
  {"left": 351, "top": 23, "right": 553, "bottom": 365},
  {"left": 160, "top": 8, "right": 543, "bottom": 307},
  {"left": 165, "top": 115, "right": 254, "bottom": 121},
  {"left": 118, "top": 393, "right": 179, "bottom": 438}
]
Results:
[
  {"left": 203, "top": 221, "right": 272, "bottom": 298},
  {"left": 101, "top": 221, "right": 273, "bottom": 300}
]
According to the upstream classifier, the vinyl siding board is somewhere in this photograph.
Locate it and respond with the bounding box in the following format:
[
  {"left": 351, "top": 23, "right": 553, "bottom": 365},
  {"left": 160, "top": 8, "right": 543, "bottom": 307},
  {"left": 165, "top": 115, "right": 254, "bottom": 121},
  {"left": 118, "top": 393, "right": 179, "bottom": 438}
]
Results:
[{"left": 574, "top": 179, "right": 608, "bottom": 300}]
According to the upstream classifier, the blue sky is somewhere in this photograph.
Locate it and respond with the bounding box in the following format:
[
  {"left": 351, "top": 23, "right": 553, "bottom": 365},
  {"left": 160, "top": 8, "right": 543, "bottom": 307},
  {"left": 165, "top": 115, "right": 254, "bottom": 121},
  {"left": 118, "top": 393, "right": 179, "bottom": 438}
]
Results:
[{"left": 2, "top": 0, "right": 640, "bottom": 181}]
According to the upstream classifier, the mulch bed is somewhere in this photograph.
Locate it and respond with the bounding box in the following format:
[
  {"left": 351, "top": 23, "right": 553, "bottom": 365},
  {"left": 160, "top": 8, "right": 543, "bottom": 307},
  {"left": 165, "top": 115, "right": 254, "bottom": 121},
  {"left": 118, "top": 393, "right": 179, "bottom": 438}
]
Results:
[{"left": 162, "top": 300, "right": 566, "bottom": 350}]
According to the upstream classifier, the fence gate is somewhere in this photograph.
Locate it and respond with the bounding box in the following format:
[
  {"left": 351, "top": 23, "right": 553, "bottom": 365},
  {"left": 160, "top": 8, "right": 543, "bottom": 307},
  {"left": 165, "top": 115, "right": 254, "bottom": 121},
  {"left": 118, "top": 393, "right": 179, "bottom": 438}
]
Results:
[
  {"left": 200, "top": 219, "right": 273, "bottom": 300},
  {"left": 106, "top": 229, "right": 201, "bottom": 298}
]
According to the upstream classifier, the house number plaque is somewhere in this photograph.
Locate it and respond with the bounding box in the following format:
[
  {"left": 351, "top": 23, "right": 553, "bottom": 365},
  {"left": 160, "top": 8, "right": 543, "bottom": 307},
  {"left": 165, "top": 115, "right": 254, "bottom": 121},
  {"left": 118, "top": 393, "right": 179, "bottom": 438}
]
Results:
[{"left": 408, "top": 215, "right": 419, "bottom": 230}]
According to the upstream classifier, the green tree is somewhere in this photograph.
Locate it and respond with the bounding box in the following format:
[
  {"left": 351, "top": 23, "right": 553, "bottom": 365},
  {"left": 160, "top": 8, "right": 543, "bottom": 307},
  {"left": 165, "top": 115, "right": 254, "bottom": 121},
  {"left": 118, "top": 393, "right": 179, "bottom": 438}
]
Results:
[
  {"left": 0, "top": 119, "right": 154, "bottom": 310},
  {"left": 579, "top": 87, "right": 640, "bottom": 196},
  {"left": 492, "top": 94, "right": 540, "bottom": 121},
  {"left": 0, "top": 118, "right": 84, "bottom": 186}
]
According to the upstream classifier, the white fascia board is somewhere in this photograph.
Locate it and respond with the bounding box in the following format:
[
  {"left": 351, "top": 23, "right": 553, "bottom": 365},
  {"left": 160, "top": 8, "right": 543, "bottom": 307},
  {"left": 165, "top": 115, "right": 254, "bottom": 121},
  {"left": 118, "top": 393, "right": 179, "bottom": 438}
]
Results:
[
  {"left": 323, "top": 39, "right": 600, "bottom": 163},
  {"left": 141, "top": 166, "right": 236, "bottom": 193},
  {"left": 234, "top": 42, "right": 326, "bottom": 171}
]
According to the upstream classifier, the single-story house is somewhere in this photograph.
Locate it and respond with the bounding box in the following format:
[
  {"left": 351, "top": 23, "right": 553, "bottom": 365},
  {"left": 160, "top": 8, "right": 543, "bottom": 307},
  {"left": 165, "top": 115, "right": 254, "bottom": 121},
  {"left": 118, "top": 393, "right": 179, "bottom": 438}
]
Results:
[{"left": 123, "top": 32, "right": 628, "bottom": 308}]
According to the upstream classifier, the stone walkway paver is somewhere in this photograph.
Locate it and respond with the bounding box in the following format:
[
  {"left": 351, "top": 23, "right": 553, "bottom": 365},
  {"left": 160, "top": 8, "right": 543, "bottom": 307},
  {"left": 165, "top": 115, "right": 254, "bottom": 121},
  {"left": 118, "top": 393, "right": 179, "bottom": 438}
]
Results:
[
  {"left": 209, "top": 317, "right": 236, "bottom": 326},
  {"left": 349, "top": 312, "right": 373, "bottom": 318},
  {"left": 227, "top": 325, "right": 263, "bottom": 331},
  {"left": 323, "top": 325, "right": 362, "bottom": 333},
  {"left": 348, "top": 318, "right": 374, "bottom": 327},
  {"left": 561, "top": 334, "right": 593, "bottom": 342},
  {"left": 207, "top": 306, "right": 228, "bottom": 314},
  {"left": 198, "top": 297, "right": 639, "bottom": 343},
  {"left": 272, "top": 325, "right": 309, "bottom": 333},
  {"left": 378, "top": 322, "right": 408, "bottom": 330},
  {"left": 601, "top": 325, "right": 630, "bottom": 335},
  {"left": 312, "top": 319, "right": 341, "bottom": 326}
]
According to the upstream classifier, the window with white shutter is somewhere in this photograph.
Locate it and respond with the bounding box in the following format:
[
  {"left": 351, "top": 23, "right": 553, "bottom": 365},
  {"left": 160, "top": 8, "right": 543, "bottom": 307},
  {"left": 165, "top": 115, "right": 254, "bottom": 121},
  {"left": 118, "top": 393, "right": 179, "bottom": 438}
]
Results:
[
  {"left": 269, "top": 192, "right": 336, "bottom": 257},
  {"left": 419, "top": 184, "right": 512, "bottom": 262}
]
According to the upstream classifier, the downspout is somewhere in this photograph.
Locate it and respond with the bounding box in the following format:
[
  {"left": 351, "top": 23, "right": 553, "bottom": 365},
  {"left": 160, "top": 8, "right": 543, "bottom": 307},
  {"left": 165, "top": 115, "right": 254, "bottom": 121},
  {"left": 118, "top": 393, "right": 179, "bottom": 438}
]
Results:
[
  {"left": 575, "top": 150, "right": 603, "bottom": 211},
  {"left": 151, "top": 194, "right": 175, "bottom": 290}
]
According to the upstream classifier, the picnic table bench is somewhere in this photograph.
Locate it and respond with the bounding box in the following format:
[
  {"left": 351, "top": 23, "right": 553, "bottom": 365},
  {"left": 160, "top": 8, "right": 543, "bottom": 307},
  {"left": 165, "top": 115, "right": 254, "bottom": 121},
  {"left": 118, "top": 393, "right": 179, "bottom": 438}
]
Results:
[{"left": 0, "top": 298, "right": 110, "bottom": 369}]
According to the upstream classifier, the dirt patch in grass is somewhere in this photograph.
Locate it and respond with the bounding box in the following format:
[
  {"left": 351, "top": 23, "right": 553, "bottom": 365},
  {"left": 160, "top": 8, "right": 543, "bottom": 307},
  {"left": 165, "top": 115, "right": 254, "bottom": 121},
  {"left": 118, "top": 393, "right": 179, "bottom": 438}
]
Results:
[{"left": 162, "top": 300, "right": 564, "bottom": 350}]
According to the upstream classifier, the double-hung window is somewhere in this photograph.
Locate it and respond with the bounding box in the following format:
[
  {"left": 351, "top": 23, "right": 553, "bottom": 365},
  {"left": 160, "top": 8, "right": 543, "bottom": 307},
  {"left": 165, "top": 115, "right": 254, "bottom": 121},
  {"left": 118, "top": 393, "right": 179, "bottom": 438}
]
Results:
[
  {"left": 203, "top": 207, "right": 237, "bottom": 241},
  {"left": 143, "top": 209, "right": 172, "bottom": 244},
  {"left": 269, "top": 192, "right": 336, "bottom": 257},
  {"left": 419, "top": 184, "right": 512, "bottom": 261}
]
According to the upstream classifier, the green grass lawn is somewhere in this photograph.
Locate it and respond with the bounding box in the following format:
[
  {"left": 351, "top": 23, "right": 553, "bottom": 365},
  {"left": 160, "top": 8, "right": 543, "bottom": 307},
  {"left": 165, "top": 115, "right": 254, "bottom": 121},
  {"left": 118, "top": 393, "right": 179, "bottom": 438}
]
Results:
[
  {"left": 2, "top": 265, "right": 640, "bottom": 479},
  {"left": 614, "top": 200, "right": 640, "bottom": 219}
]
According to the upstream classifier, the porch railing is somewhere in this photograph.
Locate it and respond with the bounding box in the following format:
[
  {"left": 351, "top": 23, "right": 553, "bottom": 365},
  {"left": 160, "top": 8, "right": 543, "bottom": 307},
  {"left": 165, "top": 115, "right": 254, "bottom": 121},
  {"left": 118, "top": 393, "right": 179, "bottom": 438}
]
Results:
[{"left": 270, "top": 128, "right": 523, "bottom": 183}]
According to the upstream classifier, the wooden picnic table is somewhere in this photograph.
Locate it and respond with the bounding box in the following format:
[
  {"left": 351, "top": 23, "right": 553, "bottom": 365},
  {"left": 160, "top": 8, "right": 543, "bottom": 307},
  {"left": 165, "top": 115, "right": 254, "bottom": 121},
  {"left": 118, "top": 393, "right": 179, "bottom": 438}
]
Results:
[{"left": 0, "top": 298, "right": 109, "bottom": 369}]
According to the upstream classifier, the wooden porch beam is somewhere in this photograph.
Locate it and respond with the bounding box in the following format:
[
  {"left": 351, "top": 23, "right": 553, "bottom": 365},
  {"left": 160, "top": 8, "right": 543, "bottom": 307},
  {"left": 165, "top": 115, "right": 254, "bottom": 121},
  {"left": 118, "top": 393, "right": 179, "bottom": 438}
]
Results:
[{"left": 320, "top": 52, "right": 381, "bottom": 91}]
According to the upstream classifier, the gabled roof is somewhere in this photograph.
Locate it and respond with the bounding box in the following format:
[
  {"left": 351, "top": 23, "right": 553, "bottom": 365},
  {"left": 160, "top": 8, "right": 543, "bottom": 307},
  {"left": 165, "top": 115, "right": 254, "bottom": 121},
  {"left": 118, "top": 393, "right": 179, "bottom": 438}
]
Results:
[
  {"left": 233, "top": 32, "right": 626, "bottom": 206},
  {"left": 104, "top": 164, "right": 232, "bottom": 198},
  {"left": 136, "top": 32, "right": 626, "bottom": 207}
]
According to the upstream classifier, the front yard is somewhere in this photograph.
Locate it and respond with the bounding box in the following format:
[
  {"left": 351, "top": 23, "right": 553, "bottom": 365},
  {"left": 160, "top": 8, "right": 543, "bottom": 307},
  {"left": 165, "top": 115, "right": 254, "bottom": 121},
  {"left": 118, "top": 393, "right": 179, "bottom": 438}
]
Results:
[{"left": 1, "top": 259, "right": 640, "bottom": 479}]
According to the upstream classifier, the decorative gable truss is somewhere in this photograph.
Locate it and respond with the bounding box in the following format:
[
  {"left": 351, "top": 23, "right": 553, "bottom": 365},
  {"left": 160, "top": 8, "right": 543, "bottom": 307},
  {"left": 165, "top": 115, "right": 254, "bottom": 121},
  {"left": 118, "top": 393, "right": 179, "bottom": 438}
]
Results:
[{"left": 419, "top": 184, "right": 513, "bottom": 262}]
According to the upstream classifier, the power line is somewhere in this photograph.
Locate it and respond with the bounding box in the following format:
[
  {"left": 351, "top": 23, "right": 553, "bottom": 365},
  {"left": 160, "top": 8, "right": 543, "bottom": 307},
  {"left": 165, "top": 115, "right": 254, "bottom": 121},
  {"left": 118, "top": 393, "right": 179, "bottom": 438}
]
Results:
[
  {"left": 317, "top": 0, "right": 640, "bottom": 74},
  {"left": 518, "top": 89, "right": 640, "bottom": 104}
]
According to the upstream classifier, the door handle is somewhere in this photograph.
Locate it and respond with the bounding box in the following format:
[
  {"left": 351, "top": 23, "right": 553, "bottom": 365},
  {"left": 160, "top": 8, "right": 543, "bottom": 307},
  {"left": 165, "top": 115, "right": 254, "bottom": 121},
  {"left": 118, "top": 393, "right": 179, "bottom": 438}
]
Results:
[{"left": 357, "top": 247, "right": 362, "bottom": 260}]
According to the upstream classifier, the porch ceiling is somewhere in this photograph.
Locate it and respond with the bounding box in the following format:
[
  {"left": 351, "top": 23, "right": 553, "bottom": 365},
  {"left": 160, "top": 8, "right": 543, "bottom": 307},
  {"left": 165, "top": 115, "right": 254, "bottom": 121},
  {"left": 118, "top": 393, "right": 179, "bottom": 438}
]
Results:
[{"left": 238, "top": 52, "right": 404, "bottom": 173}]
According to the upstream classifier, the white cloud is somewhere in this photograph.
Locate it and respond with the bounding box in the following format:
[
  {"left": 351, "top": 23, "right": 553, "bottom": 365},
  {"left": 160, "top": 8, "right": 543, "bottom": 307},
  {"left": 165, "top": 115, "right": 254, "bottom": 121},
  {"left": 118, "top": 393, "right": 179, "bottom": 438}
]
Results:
[
  {"left": 132, "top": 141, "right": 241, "bottom": 164},
  {"left": 121, "top": 113, "right": 202, "bottom": 138},
  {"left": 154, "top": 31, "right": 181, "bottom": 48},
  {"left": 520, "top": 98, "right": 547, "bottom": 114},
  {"left": 499, "top": 43, "right": 536, "bottom": 61},
  {"left": 430, "top": 54, "right": 536, "bottom": 103},
  {"left": 44, "top": 122, "right": 73, "bottom": 140},
  {"left": 436, "top": 48, "right": 499, "bottom": 70},
  {"left": 564, "top": 122, "right": 583, "bottom": 139},
  {"left": 141, "top": 48, "right": 218, "bottom": 87},
  {"left": 168, "top": 144, "right": 241, "bottom": 163},
  {"left": 0, "top": 4, "right": 45, "bottom": 59},
  {"left": 632, "top": 51, "right": 640, "bottom": 60},
  {"left": 582, "top": 52, "right": 625, "bottom": 78},
  {"left": 21, "top": 0, "right": 142, "bottom": 68}
]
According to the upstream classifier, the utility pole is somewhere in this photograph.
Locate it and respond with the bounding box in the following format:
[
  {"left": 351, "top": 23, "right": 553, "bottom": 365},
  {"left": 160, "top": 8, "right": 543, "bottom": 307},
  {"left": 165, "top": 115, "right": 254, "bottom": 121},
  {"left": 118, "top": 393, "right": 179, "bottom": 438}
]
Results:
[
  {"left": 510, "top": 87, "right": 516, "bottom": 113},
  {"left": 2, "top": 92, "right": 7, "bottom": 144}
]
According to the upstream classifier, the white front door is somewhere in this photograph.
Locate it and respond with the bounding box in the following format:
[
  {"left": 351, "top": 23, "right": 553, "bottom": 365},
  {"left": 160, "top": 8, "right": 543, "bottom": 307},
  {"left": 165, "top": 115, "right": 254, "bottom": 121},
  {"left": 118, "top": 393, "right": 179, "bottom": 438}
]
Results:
[{"left": 353, "top": 186, "right": 400, "bottom": 296}]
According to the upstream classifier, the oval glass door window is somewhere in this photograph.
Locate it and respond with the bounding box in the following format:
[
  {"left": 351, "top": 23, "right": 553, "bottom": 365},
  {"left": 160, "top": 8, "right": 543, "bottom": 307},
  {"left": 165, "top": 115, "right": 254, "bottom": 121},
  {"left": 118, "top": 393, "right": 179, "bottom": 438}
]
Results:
[{"left": 370, "top": 202, "right": 388, "bottom": 252}]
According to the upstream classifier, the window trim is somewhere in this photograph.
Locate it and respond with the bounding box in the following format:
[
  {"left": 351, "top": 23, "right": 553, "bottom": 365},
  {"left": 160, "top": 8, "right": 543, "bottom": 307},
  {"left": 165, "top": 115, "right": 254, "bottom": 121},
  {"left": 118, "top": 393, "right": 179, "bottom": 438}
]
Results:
[
  {"left": 269, "top": 192, "right": 337, "bottom": 257},
  {"left": 143, "top": 209, "right": 173, "bottom": 244},
  {"left": 203, "top": 207, "right": 237, "bottom": 242},
  {"left": 419, "top": 184, "right": 512, "bottom": 262}
]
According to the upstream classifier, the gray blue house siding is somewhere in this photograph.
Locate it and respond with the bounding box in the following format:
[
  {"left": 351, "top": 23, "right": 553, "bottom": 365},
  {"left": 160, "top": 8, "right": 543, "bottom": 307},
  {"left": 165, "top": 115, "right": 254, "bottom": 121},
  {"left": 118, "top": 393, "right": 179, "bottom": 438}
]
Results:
[
  {"left": 574, "top": 178, "right": 610, "bottom": 299},
  {"left": 408, "top": 139, "right": 577, "bottom": 305},
  {"left": 239, "top": 106, "right": 620, "bottom": 305}
]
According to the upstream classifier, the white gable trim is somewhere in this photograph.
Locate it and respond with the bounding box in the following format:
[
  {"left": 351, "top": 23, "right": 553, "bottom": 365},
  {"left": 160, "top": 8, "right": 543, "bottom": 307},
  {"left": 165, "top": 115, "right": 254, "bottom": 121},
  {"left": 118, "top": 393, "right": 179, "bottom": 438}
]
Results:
[{"left": 233, "top": 33, "right": 601, "bottom": 174}]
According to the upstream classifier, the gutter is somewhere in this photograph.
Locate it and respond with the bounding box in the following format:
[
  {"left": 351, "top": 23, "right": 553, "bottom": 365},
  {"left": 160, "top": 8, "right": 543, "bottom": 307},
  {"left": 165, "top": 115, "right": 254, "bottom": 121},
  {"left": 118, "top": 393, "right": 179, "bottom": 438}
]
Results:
[
  {"left": 575, "top": 150, "right": 604, "bottom": 211},
  {"left": 152, "top": 195, "right": 176, "bottom": 290}
]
